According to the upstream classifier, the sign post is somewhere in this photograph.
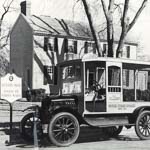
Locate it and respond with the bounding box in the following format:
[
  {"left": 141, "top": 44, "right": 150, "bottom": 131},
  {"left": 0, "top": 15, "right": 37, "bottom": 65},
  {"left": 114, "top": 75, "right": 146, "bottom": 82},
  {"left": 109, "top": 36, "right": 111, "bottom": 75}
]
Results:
[{"left": 0, "top": 73, "right": 22, "bottom": 145}]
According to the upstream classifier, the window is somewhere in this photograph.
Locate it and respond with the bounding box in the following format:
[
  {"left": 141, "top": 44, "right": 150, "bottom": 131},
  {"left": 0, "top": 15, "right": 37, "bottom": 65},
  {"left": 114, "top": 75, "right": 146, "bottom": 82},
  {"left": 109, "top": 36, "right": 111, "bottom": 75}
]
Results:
[
  {"left": 61, "top": 64, "right": 81, "bottom": 94},
  {"left": 44, "top": 65, "right": 57, "bottom": 85},
  {"left": 68, "top": 40, "right": 77, "bottom": 53},
  {"left": 62, "top": 65, "right": 81, "bottom": 80},
  {"left": 123, "top": 69, "right": 134, "bottom": 88},
  {"left": 48, "top": 38, "right": 54, "bottom": 51},
  {"left": 64, "top": 39, "right": 77, "bottom": 54},
  {"left": 84, "top": 41, "right": 96, "bottom": 54},
  {"left": 123, "top": 69, "right": 135, "bottom": 101},
  {"left": 102, "top": 44, "right": 107, "bottom": 56},
  {"left": 88, "top": 72, "right": 95, "bottom": 88},
  {"left": 108, "top": 66, "right": 121, "bottom": 86},
  {"left": 44, "top": 37, "right": 57, "bottom": 52}
]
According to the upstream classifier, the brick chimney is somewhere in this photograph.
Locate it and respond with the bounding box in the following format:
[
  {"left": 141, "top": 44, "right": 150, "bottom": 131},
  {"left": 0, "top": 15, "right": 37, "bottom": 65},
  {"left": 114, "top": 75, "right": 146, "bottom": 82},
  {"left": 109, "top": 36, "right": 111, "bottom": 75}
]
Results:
[{"left": 20, "top": 1, "right": 31, "bottom": 17}]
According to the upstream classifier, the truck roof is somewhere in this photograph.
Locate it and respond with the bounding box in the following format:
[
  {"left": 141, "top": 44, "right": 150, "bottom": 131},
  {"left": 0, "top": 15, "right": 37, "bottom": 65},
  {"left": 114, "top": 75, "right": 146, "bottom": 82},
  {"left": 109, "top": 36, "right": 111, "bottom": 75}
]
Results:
[
  {"left": 58, "top": 53, "right": 150, "bottom": 68},
  {"left": 82, "top": 53, "right": 150, "bottom": 66}
]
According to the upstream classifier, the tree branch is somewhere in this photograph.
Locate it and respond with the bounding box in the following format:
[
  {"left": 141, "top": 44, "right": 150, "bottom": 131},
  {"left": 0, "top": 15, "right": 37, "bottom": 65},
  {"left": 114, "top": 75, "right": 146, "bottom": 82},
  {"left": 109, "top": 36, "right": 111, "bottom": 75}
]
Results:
[
  {"left": 108, "top": 0, "right": 115, "bottom": 11},
  {"left": 72, "top": 0, "right": 80, "bottom": 20},
  {"left": 121, "top": 0, "right": 129, "bottom": 27},
  {"left": 1, "top": 0, "right": 14, "bottom": 21},
  {"left": 33, "top": 15, "right": 60, "bottom": 34},
  {"left": 114, "top": 3, "right": 123, "bottom": 18},
  {"left": 128, "top": 0, "right": 148, "bottom": 32},
  {"left": 55, "top": 18, "right": 71, "bottom": 36},
  {"left": 101, "top": 0, "right": 109, "bottom": 21}
]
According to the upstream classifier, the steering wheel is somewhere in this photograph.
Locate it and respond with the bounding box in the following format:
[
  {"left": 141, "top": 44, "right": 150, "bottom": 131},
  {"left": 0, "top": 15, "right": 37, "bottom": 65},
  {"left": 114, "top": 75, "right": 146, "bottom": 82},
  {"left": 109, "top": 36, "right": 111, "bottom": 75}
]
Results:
[{"left": 90, "top": 80, "right": 102, "bottom": 92}]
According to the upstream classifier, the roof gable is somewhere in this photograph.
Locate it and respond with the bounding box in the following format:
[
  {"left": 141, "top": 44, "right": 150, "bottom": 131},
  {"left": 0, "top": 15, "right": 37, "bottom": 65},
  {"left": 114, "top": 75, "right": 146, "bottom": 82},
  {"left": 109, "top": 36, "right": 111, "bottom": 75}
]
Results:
[{"left": 10, "top": 13, "right": 33, "bottom": 36}]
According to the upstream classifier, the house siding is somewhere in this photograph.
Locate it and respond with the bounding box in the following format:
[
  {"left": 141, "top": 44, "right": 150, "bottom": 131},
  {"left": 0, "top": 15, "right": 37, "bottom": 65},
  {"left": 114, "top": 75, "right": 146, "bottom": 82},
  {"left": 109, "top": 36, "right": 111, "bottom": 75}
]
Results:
[{"left": 10, "top": 15, "right": 33, "bottom": 95}]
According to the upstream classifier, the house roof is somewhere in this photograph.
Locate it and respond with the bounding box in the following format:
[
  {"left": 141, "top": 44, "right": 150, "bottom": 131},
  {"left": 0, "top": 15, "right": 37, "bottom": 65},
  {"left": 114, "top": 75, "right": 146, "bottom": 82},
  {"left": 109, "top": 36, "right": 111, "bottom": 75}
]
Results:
[{"left": 25, "top": 14, "right": 138, "bottom": 45}]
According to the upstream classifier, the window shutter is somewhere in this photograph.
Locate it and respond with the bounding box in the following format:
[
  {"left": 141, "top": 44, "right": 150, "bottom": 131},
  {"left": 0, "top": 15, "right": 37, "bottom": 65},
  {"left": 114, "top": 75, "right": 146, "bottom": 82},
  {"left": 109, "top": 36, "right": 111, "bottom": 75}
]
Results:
[
  {"left": 93, "top": 43, "right": 96, "bottom": 54},
  {"left": 44, "top": 37, "right": 48, "bottom": 52},
  {"left": 54, "top": 37, "right": 58, "bottom": 52},
  {"left": 84, "top": 41, "right": 88, "bottom": 53},
  {"left": 126, "top": 70, "right": 130, "bottom": 87},
  {"left": 43, "top": 65, "right": 54, "bottom": 85},
  {"left": 64, "top": 38, "right": 68, "bottom": 53},
  {"left": 43, "top": 65, "right": 48, "bottom": 85},
  {"left": 126, "top": 46, "right": 130, "bottom": 58},
  {"left": 54, "top": 66, "right": 57, "bottom": 85},
  {"left": 27, "top": 69, "right": 31, "bottom": 88},
  {"left": 74, "top": 40, "right": 77, "bottom": 54},
  {"left": 48, "top": 43, "right": 53, "bottom": 51},
  {"left": 102, "top": 44, "right": 107, "bottom": 56}
]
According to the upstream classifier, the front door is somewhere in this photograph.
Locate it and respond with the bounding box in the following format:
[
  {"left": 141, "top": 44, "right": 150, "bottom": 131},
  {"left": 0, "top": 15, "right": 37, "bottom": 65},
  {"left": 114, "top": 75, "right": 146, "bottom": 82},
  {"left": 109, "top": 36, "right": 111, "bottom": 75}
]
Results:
[{"left": 106, "top": 62, "right": 122, "bottom": 112}]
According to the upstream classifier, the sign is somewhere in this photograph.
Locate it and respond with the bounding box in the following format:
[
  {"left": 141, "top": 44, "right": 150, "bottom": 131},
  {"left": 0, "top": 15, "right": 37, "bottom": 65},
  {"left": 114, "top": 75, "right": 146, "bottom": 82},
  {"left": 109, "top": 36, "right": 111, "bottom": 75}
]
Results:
[
  {"left": 107, "top": 93, "right": 121, "bottom": 101},
  {"left": 0, "top": 73, "right": 22, "bottom": 103},
  {"left": 107, "top": 102, "right": 136, "bottom": 113}
]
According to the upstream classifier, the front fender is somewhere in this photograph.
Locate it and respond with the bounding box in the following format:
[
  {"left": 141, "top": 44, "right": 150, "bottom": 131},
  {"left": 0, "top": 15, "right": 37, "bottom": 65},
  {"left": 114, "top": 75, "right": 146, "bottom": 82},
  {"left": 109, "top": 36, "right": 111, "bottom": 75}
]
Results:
[
  {"left": 23, "top": 105, "right": 40, "bottom": 112},
  {"left": 53, "top": 106, "right": 85, "bottom": 125},
  {"left": 130, "top": 106, "right": 150, "bottom": 123}
]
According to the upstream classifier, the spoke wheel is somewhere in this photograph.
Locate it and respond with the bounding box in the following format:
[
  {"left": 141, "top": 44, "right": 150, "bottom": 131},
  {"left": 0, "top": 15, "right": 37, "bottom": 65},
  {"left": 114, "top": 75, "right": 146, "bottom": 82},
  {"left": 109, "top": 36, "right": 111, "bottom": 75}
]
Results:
[
  {"left": 135, "top": 111, "right": 150, "bottom": 140},
  {"left": 104, "top": 126, "right": 123, "bottom": 137},
  {"left": 48, "top": 112, "right": 80, "bottom": 147},
  {"left": 20, "top": 113, "right": 43, "bottom": 142}
]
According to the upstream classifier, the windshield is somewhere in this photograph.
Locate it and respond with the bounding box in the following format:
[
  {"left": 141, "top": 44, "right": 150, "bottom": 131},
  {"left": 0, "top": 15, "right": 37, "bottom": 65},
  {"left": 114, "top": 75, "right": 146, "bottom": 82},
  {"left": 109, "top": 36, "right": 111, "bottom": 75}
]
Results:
[
  {"left": 62, "top": 65, "right": 81, "bottom": 80},
  {"left": 61, "top": 64, "right": 82, "bottom": 94}
]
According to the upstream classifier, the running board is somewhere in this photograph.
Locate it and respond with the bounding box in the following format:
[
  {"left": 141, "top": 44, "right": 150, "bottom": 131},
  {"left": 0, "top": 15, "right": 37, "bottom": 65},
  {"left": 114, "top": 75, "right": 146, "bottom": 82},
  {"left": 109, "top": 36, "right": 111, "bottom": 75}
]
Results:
[{"left": 84, "top": 116, "right": 129, "bottom": 127}]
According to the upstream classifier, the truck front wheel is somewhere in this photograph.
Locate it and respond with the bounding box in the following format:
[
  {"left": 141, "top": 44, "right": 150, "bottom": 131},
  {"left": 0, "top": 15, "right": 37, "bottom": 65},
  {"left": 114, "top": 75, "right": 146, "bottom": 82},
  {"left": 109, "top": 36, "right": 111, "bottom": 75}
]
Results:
[
  {"left": 135, "top": 111, "right": 150, "bottom": 140},
  {"left": 48, "top": 112, "right": 80, "bottom": 147}
]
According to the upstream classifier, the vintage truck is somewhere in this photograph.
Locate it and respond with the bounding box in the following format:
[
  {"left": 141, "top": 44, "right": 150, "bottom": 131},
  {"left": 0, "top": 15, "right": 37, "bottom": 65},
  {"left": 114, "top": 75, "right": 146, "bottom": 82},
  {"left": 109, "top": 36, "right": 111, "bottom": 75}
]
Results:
[{"left": 20, "top": 54, "right": 150, "bottom": 146}]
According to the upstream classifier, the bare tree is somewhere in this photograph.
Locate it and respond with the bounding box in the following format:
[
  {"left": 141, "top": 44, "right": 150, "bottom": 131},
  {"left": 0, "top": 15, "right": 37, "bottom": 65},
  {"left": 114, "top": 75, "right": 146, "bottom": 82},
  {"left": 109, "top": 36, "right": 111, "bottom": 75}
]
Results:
[
  {"left": 116, "top": 0, "right": 148, "bottom": 57},
  {"left": 0, "top": 0, "right": 14, "bottom": 76},
  {"left": 0, "top": 0, "right": 14, "bottom": 50},
  {"left": 100, "top": 0, "right": 149, "bottom": 57}
]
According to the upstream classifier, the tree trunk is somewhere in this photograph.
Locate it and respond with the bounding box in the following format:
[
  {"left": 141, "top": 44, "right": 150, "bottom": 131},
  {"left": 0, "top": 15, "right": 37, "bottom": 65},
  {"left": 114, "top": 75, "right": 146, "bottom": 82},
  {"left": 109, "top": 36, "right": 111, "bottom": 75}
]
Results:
[
  {"left": 82, "top": 0, "right": 102, "bottom": 56},
  {"left": 116, "top": 0, "right": 129, "bottom": 58},
  {"left": 107, "top": 15, "right": 114, "bottom": 57},
  {"left": 101, "top": 0, "right": 114, "bottom": 57},
  {"left": 116, "top": 31, "right": 127, "bottom": 58}
]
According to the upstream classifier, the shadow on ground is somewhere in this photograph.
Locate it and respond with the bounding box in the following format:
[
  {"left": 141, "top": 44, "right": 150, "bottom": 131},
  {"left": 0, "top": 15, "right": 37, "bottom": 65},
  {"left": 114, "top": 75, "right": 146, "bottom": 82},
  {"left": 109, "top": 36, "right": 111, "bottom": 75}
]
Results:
[{"left": 0, "top": 125, "right": 139, "bottom": 149}]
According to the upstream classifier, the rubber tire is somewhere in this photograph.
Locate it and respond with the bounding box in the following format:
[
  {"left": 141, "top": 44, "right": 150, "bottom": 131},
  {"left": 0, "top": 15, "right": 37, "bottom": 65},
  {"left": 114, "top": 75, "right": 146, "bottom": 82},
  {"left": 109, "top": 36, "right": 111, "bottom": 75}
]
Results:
[
  {"left": 104, "top": 126, "right": 123, "bottom": 137},
  {"left": 20, "top": 113, "right": 42, "bottom": 142},
  {"left": 48, "top": 112, "right": 80, "bottom": 147},
  {"left": 135, "top": 111, "right": 150, "bottom": 140}
]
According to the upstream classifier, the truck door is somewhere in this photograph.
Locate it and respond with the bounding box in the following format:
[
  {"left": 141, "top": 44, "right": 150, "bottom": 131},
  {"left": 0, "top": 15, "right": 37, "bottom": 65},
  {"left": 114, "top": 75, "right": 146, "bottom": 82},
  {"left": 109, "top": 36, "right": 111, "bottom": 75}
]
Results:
[
  {"left": 106, "top": 62, "right": 122, "bottom": 112},
  {"left": 84, "top": 63, "right": 106, "bottom": 113}
]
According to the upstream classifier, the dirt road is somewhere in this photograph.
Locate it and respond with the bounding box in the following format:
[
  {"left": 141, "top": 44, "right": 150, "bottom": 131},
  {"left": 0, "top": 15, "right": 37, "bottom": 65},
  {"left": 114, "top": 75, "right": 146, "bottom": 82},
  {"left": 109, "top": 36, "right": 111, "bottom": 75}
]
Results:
[{"left": 0, "top": 126, "right": 150, "bottom": 150}]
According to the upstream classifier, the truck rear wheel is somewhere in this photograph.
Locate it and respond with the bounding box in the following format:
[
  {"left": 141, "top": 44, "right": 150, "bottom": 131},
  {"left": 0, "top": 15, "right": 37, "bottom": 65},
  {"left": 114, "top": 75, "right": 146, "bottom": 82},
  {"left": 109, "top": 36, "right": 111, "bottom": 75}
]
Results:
[
  {"left": 104, "top": 126, "right": 123, "bottom": 137},
  {"left": 135, "top": 111, "right": 150, "bottom": 140},
  {"left": 48, "top": 112, "right": 80, "bottom": 147}
]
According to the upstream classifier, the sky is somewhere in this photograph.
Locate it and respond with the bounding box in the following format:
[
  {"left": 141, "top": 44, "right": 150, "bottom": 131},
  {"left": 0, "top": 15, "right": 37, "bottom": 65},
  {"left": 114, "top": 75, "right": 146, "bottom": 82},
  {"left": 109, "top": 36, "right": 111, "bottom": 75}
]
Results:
[{"left": 1, "top": 0, "right": 150, "bottom": 55}]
